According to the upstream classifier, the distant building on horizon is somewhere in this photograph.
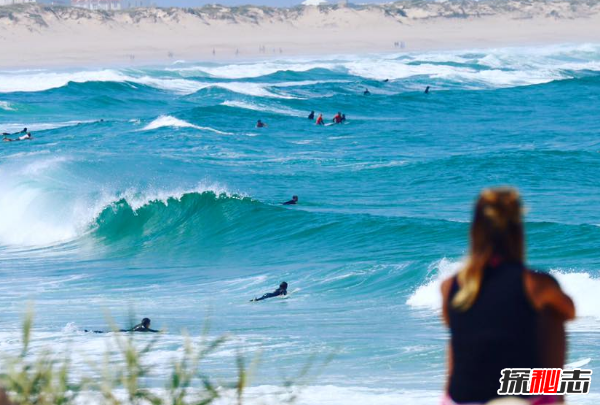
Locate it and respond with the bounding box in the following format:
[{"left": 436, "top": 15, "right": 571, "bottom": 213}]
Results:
[
  {"left": 71, "top": 0, "right": 150, "bottom": 10},
  {"left": 0, "top": 0, "right": 35, "bottom": 6},
  {"left": 71, "top": 0, "right": 120, "bottom": 10},
  {"left": 302, "top": 0, "right": 328, "bottom": 6}
]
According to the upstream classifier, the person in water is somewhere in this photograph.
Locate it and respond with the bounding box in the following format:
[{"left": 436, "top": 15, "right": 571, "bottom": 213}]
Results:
[
  {"left": 85, "top": 317, "right": 159, "bottom": 333},
  {"left": 2, "top": 127, "right": 27, "bottom": 136},
  {"left": 251, "top": 282, "right": 288, "bottom": 302},
  {"left": 341, "top": 114, "right": 346, "bottom": 122},
  {"left": 256, "top": 120, "right": 267, "bottom": 128},
  {"left": 425, "top": 86, "right": 430, "bottom": 94},
  {"left": 441, "top": 188, "right": 575, "bottom": 405},
  {"left": 283, "top": 195, "right": 298, "bottom": 205},
  {"left": 308, "top": 111, "right": 315, "bottom": 120},
  {"left": 3, "top": 132, "right": 32, "bottom": 142},
  {"left": 124, "top": 318, "right": 159, "bottom": 333},
  {"left": 316, "top": 114, "right": 324, "bottom": 125},
  {"left": 363, "top": 88, "right": 371, "bottom": 95},
  {"left": 333, "top": 112, "right": 343, "bottom": 124}
]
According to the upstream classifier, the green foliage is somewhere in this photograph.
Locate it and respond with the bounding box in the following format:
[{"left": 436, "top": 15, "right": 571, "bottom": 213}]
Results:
[{"left": 0, "top": 312, "right": 332, "bottom": 405}]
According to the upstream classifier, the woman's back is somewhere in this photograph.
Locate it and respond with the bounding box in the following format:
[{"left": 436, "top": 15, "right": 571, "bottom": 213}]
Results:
[{"left": 448, "top": 261, "right": 539, "bottom": 403}]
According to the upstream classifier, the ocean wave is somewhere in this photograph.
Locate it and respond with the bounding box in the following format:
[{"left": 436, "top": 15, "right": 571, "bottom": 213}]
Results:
[
  {"left": 1, "top": 120, "right": 96, "bottom": 133},
  {"left": 221, "top": 100, "right": 306, "bottom": 117},
  {"left": 0, "top": 100, "right": 15, "bottom": 111},
  {"left": 405, "top": 258, "right": 463, "bottom": 311},
  {"left": 167, "top": 60, "right": 339, "bottom": 79},
  {"left": 140, "top": 115, "right": 231, "bottom": 134},
  {"left": 0, "top": 70, "right": 297, "bottom": 98},
  {"left": 0, "top": 156, "right": 237, "bottom": 247}
]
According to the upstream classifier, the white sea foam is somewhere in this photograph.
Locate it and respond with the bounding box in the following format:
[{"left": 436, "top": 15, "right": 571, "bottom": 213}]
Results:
[
  {"left": 0, "top": 69, "right": 130, "bottom": 93},
  {"left": 168, "top": 60, "right": 338, "bottom": 79},
  {"left": 1, "top": 120, "right": 95, "bottom": 133},
  {"left": 141, "top": 115, "right": 230, "bottom": 134},
  {"left": 551, "top": 270, "right": 600, "bottom": 320},
  {"left": 0, "top": 70, "right": 292, "bottom": 98},
  {"left": 406, "top": 258, "right": 463, "bottom": 311},
  {"left": 222, "top": 100, "right": 306, "bottom": 117},
  {"left": 0, "top": 100, "right": 15, "bottom": 110}
]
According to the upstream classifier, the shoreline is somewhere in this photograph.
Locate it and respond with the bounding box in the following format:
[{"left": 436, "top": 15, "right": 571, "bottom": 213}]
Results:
[{"left": 1, "top": 2, "right": 600, "bottom": 70}]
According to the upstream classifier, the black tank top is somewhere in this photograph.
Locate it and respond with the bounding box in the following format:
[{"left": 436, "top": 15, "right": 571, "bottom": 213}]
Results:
[{"left": 448, "top": 261, "right": 540, "bottom": 403}]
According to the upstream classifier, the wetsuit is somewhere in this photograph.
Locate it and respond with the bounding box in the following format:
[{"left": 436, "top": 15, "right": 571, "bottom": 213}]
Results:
[
  {"left": 253, "top": 287, "right": 287, "bottom": 302},
  {"left": 333, "top": 115, "right": 342, "bottom": 124},
  {"left": 447, "top": 261, "right": 541, "bottom": 404},
  {"left": 283, "top": 199, "right": 297, "bottom": 205},
  {"left": 308, "top": 112, "right": 315, "bottom": 120},
  {"left": 121, "top": 323, "right": 159, "bottom": 333}
]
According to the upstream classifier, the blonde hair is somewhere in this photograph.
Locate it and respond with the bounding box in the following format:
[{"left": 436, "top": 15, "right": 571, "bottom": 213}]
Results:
[{"left": 452, "top": 187, "right": 525, "bottom": 311}]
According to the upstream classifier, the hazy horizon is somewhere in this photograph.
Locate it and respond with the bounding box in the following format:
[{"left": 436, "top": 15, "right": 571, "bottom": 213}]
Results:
[{"left": 38, "top": 0, "right": 399, "bottom": 9}]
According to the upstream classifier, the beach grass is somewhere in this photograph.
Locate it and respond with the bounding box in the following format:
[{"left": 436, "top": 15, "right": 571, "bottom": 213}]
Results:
[{"left": 0, "top": 312, "right": 332, "bottom": 405}]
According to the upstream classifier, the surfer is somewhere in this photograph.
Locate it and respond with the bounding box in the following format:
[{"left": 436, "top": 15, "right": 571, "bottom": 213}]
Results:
[
  {"left": 425, "top": 86, "right": 430, "bottom": 94},
  {"left": 251, "top": 282, "right": 288, "bottom": 302},
  {"left": 283, "top": 195, "right": 298, "bottom": 205},
  {"left": 3, "top": 132, "right": 32, "bottom": 142},
  {"left": 308, "top": 111, "right": 315, "bottom": 120},
  {"left": 2, "top": 127, "right": 27, "bottom": 136},
  {"left": 256, "top": 120, "right": 268, "bottom": 128},
  {"left": 440, "top": 188, "right": 575, "bottom": 405},
  {"left": 363, "top": 88, "right": 371, "bottom": 95},
  {"left": 341, "top": 114, "right": 346, "bottom": 122},
  {"left": 84, "top": 317, "right": 159, "bottom": 333},
  {"left": 383, "top": 79, "right": 389, "bottom": 83},
  {"left": 316, "top": 114, "right": 324, "bottom": 126},
  {"left": 333, "top": 112, "right": 343, "bottom": 124},
  {"left": 123, "top": 318, "right": 159, "bottom": 333}
]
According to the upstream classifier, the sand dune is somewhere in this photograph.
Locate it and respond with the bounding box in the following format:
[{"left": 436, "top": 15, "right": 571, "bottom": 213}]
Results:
[{"left": 1, "top": 1, "right": 600, "bottom": 68}]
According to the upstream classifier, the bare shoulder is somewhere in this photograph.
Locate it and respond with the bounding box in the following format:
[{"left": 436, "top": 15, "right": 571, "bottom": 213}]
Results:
[
  {"left": 525, "top": 269, "right": 560, "bottom": 292},
  {"left": 440, "top": 276, "right": 455, "bottom": 298}
]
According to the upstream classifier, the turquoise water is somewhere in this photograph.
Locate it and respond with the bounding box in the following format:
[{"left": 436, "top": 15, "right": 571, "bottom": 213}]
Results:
[{"left": 1, "top": 44, "right": 599, "bottom": 404}]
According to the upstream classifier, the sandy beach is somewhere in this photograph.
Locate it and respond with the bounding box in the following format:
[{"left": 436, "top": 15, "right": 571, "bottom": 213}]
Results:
[{"left": 1, "top": 0, "right": 600, "bottom": 69}]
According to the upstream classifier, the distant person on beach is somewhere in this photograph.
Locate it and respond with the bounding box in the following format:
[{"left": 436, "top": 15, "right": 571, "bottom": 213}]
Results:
[
  {"left": 425, "top": 86, "right": 430, "bottom": 94},
  {"left": 440, "top": 187, "right": 575, "bottom": 405},
  {"left": 256, "top": 120, "right": 267, "bottom": 128},
  {"left": 283, "top": 195, "right": 298, "bottom": 205},
  {"left": 251, "top": 282, "right": 288, "bottom": 302},
  {"left": 333, "top": 112, "right": 343, "bottom": 124},
  {"left": 363, "top": 88, "right": 371, "bottom": 95},
  {"left": 316, "top": 114, "right": 324, "bottom": 125},
  {"left": 2, "top": 127, "right": 27, "bottom": 136},
  {"left": 308, "top": 111, "right": 315, "bottom": 120},
  {"left": 3, "top": 132, "right": 32, "bottom": 142}
]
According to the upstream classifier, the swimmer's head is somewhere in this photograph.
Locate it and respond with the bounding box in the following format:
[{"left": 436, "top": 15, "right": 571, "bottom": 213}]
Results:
[
  {"left": 280, "top": 282, "right": 288, "bottom": 290},
  {"left": 141, "top": 318, "right": 151, "bottom": 328},
  {"left": 292, "top": 196, "right": 298, "bottom": 201}
]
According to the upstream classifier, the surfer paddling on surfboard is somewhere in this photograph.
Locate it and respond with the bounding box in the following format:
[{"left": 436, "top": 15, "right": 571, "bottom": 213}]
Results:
[{"left": 251, "top": 282, "right": 288, "bottom": 302}]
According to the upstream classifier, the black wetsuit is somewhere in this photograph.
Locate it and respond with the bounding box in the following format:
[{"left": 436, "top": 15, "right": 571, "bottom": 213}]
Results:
[
  {"left": 129, "top": 323, "right": 158, "bottom": 332},
  {"left": 308, "top": 112, "right": 315, "bottom": 120},
  {"left": 447, "top": 261, "right": 541, "bottom": 404},
  {"left": 283, "top": 199, "right": 297, "bottom": 205},
  {"left": 253, "top": 287, "right": 287, "bottom": 301}
]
